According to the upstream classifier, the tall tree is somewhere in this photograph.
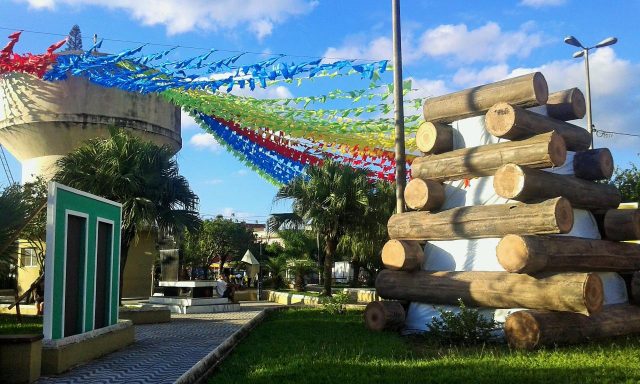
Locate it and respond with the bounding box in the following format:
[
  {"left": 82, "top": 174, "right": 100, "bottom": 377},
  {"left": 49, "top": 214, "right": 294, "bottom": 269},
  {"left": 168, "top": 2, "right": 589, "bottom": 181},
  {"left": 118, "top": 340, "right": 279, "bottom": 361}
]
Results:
[
  {"left": 272, "top": 160, "right": 374, "bottom": 296},
  {"left": 610, "top": 163, "right": 640, "bottom": 204},
  {"left": 182, "top": 216, "right": 257, "bottom": 275},
  {"left": 54, "top": 129, "right": 200, "bottom": 302},
  {"left": 66, "top": 24, "right": 83, "bottom": 51}
]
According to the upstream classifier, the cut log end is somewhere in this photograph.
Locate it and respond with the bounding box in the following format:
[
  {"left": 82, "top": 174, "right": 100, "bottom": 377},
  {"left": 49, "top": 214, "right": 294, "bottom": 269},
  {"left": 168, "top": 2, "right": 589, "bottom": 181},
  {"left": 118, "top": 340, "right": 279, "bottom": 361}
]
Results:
[
  {"left": 493, "top": 163, "right": 525, "bottom": 199},
  {"left": 548, "top": 131, "right": 568, "bottom": 167},
  {"left": 504, "top": 311, "right": 541, "bottom": 350},
  {"left": 364, "top": 301, "right": 406, "bottom": 332},
  {"left": 484, "top": 102, "right": 517, "bottom": 138},
  {"left": 573, "top": 148, "right": 614, "bottom": 180},
  {"left": 416, "top": 122, "right": 453, "bottom": 154},
  {"left": 405, "top": 178, "right": 445, "bottom": 211},
  {"left": 533, "top": 72, "right": 549, "bottom": 105},
  {"left": 381, "top": 239, "right": 424, "bottom": 271},
  {"left": 496, "top": 234, "right": 531, "bottom": 273},
  {"left": 554, "top": 197, "right": 574, "bottom": 234},
  {"left": 583, "top": 273, "right": 604, "bottom": 314}
]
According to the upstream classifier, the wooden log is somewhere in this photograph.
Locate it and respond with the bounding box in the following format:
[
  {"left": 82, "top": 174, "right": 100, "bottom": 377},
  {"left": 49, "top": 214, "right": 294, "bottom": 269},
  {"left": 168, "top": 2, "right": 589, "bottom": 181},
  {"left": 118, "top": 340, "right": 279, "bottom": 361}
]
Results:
[
  {"left": 485, "top": 102, "right": 590, "bottom": 151},
  {"left": 416, "top": 121, "right": 453, "bottom": 154},
  {"left": 411, "top": 132, "right": 566, "bottom": 183},
  {"left": 387, "top": 197, "right": 573, "bottom": 241},
  {"left": 404, "top": 178, "right": 445, "bottom": 211},
  {"left": 493, "top": 163, "right": 621, "bottom": 210},
  {"left": 497, "top": 234, "right": 640, "bottom": 274},
  {"left": 381, "top": 240, "right": 424, "bottom": 271},
  {"left": 423, "top": 72, "right": 548, "bottom": 123},
  {"left": 598, "top": 209, "right": 640, "bottom": 241},
  {"left": 375, "top": 270, "right": 603, "bottom": 315},
  {"left": 505, "top": 304, "right": 640, "bottom": 349},
  {"left": 573, "top": 148, "right": 614, "bottom": 180},
  {"left": 364, "top": 301, "right": 406, "bottom": 331},
  {"left": 546, "top": 88, "right": 586, "bottom": 121}
]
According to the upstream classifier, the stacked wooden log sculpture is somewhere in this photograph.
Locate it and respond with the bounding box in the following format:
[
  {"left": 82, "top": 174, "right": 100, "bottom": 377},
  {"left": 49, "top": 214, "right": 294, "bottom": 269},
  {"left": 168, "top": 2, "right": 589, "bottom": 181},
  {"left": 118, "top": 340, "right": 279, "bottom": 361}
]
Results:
[{"left": 365, "top": 72, "right": 640, "bottom": 349}]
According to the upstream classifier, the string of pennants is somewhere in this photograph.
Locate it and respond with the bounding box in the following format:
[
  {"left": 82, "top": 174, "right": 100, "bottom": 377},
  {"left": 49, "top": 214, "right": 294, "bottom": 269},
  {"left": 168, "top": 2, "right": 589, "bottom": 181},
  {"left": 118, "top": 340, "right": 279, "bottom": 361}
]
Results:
[{"left": 0, "top": 31, "right": 421, "bottom": 185}]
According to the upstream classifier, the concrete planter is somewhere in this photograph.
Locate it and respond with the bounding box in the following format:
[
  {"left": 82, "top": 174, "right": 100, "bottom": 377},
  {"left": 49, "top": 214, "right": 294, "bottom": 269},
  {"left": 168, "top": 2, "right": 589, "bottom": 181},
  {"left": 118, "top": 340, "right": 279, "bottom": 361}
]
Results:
[
  {"left": 119, "top": 305, "right": 171, "bottom": 324},
  {"left": 42, "top": 320, "right": 134, "bottom": 375},
  {"left": 262, "top": 290, "right": 322, "bottom": 305},
  {"left": 262, "top": 289, "right": 378, "bottom": 306},
  {"left": 0, "top": 334, "right": 43, "bottom": 383}
]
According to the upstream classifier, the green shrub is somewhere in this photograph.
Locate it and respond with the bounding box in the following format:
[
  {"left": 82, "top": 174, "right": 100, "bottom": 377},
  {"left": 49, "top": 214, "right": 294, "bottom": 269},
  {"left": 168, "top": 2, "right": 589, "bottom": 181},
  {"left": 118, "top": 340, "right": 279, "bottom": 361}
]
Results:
[
  {"left": 427, "top": 299, "right": 498, "bottom": 345},
  {"left": 320, "top": 291, "right": 350, "bottom": 315}
]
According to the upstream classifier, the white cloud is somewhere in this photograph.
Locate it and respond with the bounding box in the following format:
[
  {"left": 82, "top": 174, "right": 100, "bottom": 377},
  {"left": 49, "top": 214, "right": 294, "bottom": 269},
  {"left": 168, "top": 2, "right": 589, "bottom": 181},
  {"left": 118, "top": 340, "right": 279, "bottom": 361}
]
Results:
[
  {"left": 323, "top": 21, "right": 546, "bottom": 66},
  {"left": 220, "top": 207, "right": 254, "bottom": 221},
  {"left": 19, "top": 0, "right": 318, "bottom": 38},
  {"left": 452, "top": 64, "right": 510, "bottom": 86},
  {"left": 323, "top": 33, "right": 423, "bottom": 64},
  {"left": 205, "top": 179, "right": 224, "bottom": 185},
  {"left": 520, "top": 0, "right": 566, "bottom": 7},
  {"left": 181, "top": 110, "right": 200, "bottom": 132},
  {"left": 419, "top": 22, "right": 544, "bottom": 64},
  {"left": 234, "top": 169, "right": 249, "bottom": 176},
  {"left": 189, "top": 133, "right": 222, "bottom": 152}
]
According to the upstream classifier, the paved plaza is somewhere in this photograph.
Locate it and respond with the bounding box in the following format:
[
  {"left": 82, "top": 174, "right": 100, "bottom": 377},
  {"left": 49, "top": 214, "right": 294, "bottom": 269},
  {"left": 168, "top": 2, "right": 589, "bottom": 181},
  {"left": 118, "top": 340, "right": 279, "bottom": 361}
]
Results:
[{"left": 36, "top": 302, "right": 282, "bottom": 384}]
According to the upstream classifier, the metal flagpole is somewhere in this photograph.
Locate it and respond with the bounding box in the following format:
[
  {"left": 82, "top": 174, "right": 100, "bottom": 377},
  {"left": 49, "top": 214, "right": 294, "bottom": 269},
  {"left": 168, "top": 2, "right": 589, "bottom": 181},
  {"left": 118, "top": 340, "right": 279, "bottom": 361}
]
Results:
[{"left": 392, "top": 0, "right": 406, "bottom": 213}]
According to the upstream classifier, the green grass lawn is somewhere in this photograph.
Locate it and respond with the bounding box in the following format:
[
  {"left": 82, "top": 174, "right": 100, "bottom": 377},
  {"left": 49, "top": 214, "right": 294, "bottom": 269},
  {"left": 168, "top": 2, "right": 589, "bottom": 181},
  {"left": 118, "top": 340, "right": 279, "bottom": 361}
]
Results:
[
  {"left": 210, "top": 308, "right": 640, "bottom": 384},
  {"left": 0, "top": 314, "right": 43, "bottom": 335}
]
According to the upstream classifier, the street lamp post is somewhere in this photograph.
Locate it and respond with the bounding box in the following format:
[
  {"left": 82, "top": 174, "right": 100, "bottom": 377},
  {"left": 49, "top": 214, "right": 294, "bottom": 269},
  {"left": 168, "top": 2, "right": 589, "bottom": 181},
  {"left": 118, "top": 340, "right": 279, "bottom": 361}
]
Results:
[{"left": 564, "top": 35, "right": 618, "bottom": 149}]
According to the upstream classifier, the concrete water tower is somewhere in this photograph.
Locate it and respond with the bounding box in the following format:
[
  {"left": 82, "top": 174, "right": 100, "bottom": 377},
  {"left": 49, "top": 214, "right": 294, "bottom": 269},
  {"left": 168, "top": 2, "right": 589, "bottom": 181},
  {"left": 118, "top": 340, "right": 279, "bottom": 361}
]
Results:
[
  {"left": 0, "top": 60, "right": 182, "bottom": 298},
  {"left": 0, "top": 70, "right": 181, "bottom": 182}
]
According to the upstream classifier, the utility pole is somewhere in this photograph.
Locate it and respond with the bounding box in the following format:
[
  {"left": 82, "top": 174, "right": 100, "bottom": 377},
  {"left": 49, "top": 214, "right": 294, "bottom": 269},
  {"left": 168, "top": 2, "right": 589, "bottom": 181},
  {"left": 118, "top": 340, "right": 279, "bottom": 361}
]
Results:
[{"left": 392, "top": 0, "right": 406, "bottom": 213}]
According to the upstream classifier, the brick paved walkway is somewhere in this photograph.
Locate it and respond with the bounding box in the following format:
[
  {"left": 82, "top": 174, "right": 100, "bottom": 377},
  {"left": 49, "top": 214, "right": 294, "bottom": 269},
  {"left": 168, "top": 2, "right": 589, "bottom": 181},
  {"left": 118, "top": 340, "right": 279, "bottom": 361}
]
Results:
[{"left": 36, "top": 302, "right": 282, "bottom": 384}]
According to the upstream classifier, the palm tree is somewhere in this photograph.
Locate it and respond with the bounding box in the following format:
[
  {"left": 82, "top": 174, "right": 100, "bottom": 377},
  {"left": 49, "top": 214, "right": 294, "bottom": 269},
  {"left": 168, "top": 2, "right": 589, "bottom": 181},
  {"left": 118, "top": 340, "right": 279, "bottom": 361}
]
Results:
[
  {"left": 265, "top": 255, "right": 287, "bottom": 289},
  {"left": 339, "top": 181, "right": 396, "bottom": 287},
  {"left": 273, "top": 159, "right": 374, "bottom": 296},
  {"left": 54, "top": 129, "right": 201, "bottom": 302},
  {"left": 288, "top": 258, "right": 316, "bottom": 291},
  {"left": 0, "top": 184, "right": 32, "bottom": 266}
]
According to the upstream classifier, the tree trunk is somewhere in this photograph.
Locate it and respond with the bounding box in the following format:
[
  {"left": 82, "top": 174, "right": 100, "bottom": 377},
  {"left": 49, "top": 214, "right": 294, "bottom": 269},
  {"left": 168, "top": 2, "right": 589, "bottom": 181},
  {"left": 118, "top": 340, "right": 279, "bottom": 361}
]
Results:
[
  {"left": 422, "top": 72, "right": 548, "bottom": 123},
  {"left": 323, "top": 237, "right": 337, "bottom": 296},
  {"left": 411, "top": 132, "right": 566, "bottom": 183},
  {"left": 546, "top": 88, "right": 586, "bottom": 121},
  {"left": 364, "top": 301, "right": 406, "bottom": 331},
  {"left": 350, "top": 259, "right": 361, "bottom": 288},
  {"left": 485, "top": 102, "right": 590, "bottom": 151},
  {"left": 294, "top": 272, "right": 305, "bottom": 291},
  {"left": 387, "top": 197, "right": 574, "bottom": 241},
  {"left": 118, "top": 228, "right": 134, "bottom": 306},
  {"left": 493, "top": 163, "right": 621, "bottom": 210},
  {"left": 497, "top": 234, "right": 640, "bottom": 274},
  {"left": 505, "top": 304, "right": 640, "bottom": 350},
  {"left": 375, "top": 270, "right": 603, "bottom": 315}
]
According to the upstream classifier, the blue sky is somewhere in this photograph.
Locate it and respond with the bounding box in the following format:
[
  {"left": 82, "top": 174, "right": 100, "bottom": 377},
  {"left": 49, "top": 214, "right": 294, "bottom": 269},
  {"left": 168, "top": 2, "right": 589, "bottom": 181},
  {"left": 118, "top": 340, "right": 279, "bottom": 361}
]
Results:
[{"left": 1, "top": 0, "right": 639, "bottom": 222}]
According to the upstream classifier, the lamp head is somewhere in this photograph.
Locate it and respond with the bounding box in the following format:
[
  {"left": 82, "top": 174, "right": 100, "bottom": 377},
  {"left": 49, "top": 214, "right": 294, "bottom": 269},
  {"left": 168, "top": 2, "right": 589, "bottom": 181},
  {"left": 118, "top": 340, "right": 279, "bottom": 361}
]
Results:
[
  {"left": 573, "top": 50, "right": 585, "bottom": 58},
  {"left": 595, "top": 37, "right": 618, "bottom": 48},
  {"left": 564, "top": 35, "right": 584, "bottom": 48}
]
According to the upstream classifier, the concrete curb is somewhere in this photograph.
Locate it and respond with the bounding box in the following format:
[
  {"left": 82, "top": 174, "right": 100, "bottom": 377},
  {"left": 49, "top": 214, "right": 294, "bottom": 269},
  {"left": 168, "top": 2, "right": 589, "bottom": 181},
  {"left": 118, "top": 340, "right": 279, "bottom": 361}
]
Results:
[{"left": 174, "top": 306, "right": 286, "bottom": 384}]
